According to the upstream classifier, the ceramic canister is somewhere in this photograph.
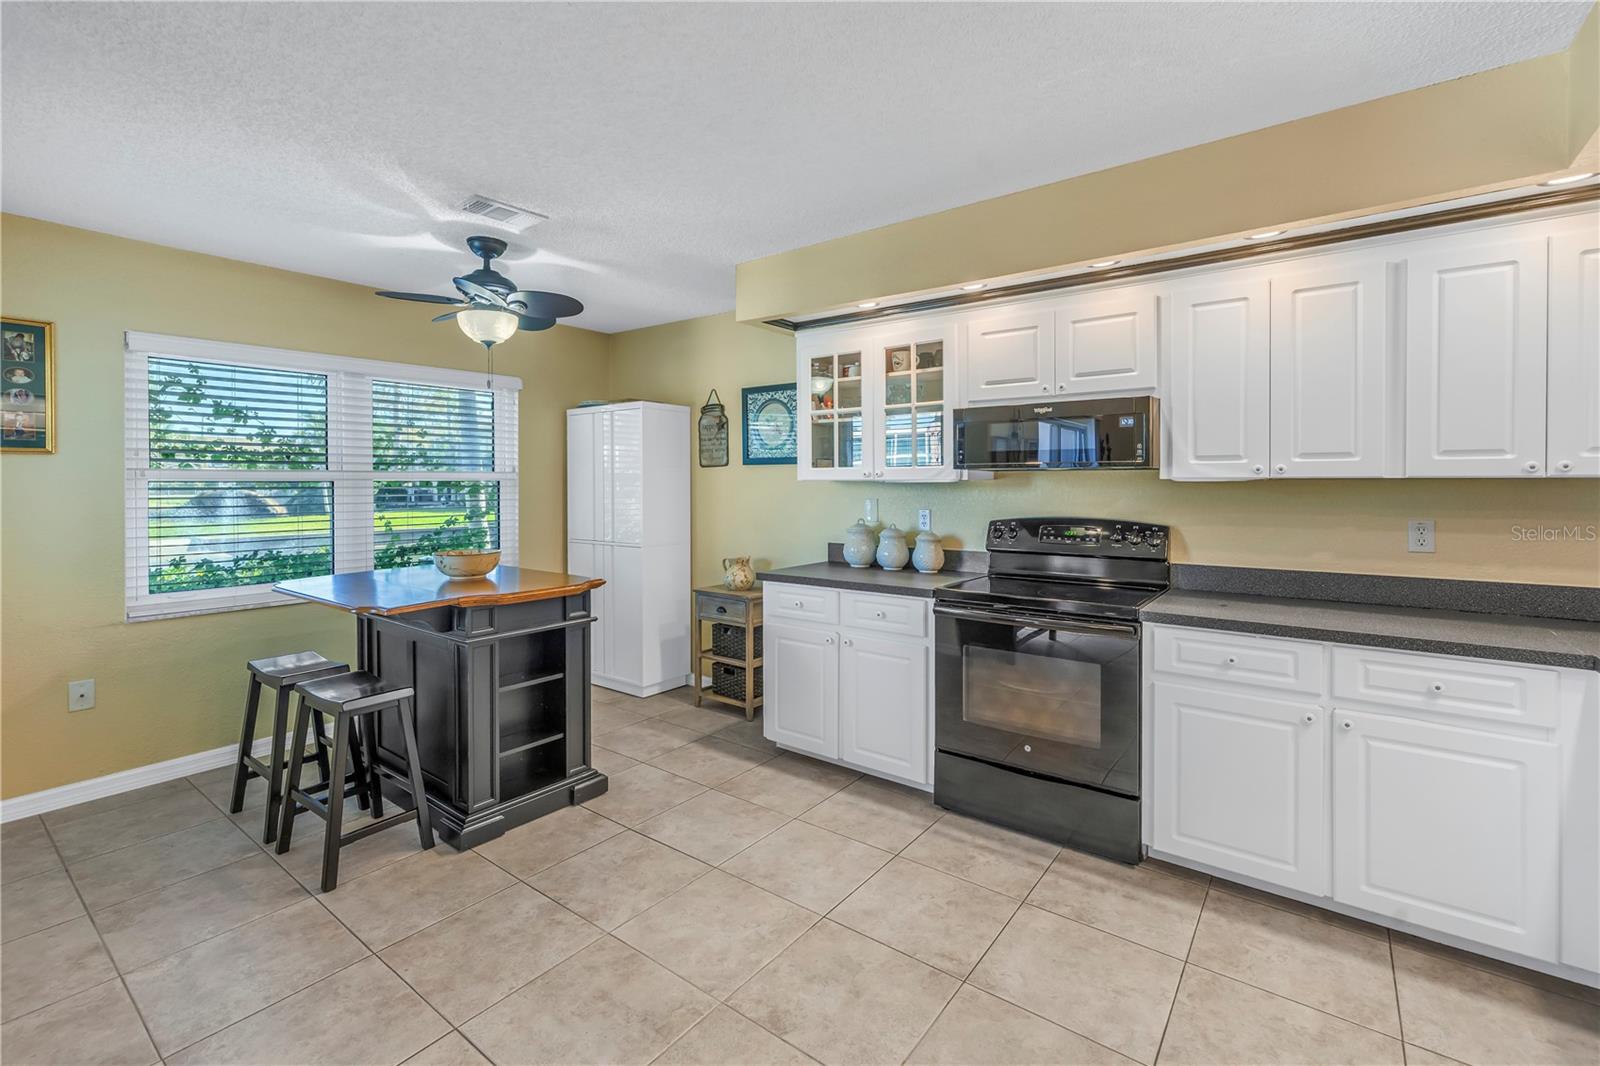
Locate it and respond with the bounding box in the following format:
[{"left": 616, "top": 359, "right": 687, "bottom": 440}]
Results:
[
  {"left": 842, "top": 520, "right": 877, "bottom": 568},
  {"left": 875, "top": 524, "right": 910, "bottom": 571},
  {"left": 912, "top": 531, "right": 945, "bottom": 574}
]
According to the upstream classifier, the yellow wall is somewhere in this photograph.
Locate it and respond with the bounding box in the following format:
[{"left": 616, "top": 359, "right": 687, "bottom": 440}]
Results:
[
  {"left": 608, "top": 312, "right": 1600, "bottom": 591},
  {"left": 736, "top": 15, "right": 1600, "bottom": 322},
  {"left": 0, "top": 215, "right": 611, "bottom": 798}
]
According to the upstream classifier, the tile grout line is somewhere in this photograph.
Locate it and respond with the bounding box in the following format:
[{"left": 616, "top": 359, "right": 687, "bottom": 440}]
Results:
[
  {"left": 1151, "top": 881, "right": 1212, "bottom": 1065},
  {"left": 1389, "top": 930, "right": 1409, "bottom": 1051},
  {"left": 29, "top": 816, "right": 166, "bottom": 1061}
]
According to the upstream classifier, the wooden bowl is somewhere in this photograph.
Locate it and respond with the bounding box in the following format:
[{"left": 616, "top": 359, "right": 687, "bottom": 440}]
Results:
[{"left": 433, "top": 550, "right": 501, "bottom": 579}]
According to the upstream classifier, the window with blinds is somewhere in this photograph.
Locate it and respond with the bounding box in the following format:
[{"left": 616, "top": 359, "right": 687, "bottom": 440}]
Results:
[{"left": 125, "top": 333, "right": 521, "bottom": 621}]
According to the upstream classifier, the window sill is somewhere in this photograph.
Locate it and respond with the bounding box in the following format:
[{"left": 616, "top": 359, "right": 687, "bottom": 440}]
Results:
[{"left": 125, "top": 590, "right": 315, "bottom": 623}]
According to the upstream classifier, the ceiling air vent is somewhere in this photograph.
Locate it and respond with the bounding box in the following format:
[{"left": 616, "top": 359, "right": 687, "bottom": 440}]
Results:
[{"left": 458, "top": 195, "right": 547, "bottom": 232}]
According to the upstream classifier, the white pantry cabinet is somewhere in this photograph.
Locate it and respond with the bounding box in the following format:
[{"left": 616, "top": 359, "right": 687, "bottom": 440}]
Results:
[
  {"left": 1268, "top": 257, "right": 1395, "bottom": 477},
  {"left": 1145, "top": 623, "right": 1599, "bottom": 978},
  {"left": 763, "top": 583, "right": 933, "bottom": 787},
  {"left": 1404, "top": 228, "right": 1549, "bottom": 477},
  {"left": 1548, "top": 225, "right": 1600, "bottom": 477},
  {"left": 567, "top": 402, "right": 690, "bottom": 697},
  {"left": 1163, "top": 274, "right": 1272, "bottom": 479}
]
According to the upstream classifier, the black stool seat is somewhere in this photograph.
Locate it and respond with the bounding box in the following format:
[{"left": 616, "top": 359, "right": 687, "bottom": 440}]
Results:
[
  {"left": 230, "top": 651, "right": 367, "bottom": 846},
  {"left": 276, "top": 672, "right": 433, "bottom": 892},
  {"left": 296, "top": 673, "right": 416, "bottom": 713},
  {"left": 248, "top": 651, "right": 348, "bottom": 687}
]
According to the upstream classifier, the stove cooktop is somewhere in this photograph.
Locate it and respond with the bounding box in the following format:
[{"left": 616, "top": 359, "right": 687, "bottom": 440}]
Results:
[{"left": 937, "top": 574, "right": 1164, "bottom": 622}]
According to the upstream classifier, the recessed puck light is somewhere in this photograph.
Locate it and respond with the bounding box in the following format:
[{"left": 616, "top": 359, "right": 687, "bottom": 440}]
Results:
[
  {"left": 961, "top": 283, "right": 986, "bottom": 291},
  {"left": 1245, "top": 229, "right": 1286, "bottom": 240},
  {"left": 1088, "top": 260, "right": 1120, "bottom": 269},
  {"left": 857, "top": 301, "right": 878, "bottom": 309},
  {"left": 1542, "top": 172, "right": 1596, "bottom": 186}
]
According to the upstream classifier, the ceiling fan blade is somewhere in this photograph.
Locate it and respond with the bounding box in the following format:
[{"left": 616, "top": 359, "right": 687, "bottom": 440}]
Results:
[
  {"left": 453, "top": 278, "right": 508, "bottom": 307},
  {"left": 515, "top": 315, "right": 558, "bottom": 332},
  {"left": 375, "top": 290, "right": 461, "bottom": 305},
  {"left": 431, "top": 309, "right": 464, "bottom": 323},
  {"left": 506, "top": 290, "right": 583, "bottom": 319}
]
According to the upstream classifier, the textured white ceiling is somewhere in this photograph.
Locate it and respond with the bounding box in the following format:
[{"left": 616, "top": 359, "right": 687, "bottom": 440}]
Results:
[{"left": 2, "top": 2, "right": 1590, "bottom": 332}]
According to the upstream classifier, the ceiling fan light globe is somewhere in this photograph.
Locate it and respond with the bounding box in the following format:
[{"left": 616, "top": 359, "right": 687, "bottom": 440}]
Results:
[{"left": 457, "top": 307, "right": 518, "bottom": 347}]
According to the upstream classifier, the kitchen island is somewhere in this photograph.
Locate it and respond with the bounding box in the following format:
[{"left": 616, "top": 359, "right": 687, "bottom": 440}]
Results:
[{"left": 274, "top": 565, "right": 608, "bottom": 848}]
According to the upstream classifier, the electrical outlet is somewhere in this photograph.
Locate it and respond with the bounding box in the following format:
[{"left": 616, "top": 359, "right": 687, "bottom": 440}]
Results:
[
  {"left": 918, "top": 509, "right": 932, "bottom": 532},
  {"left": 68, "top": 679, "right": 95, "bottom": 711},
  {"left": 1408, "top": 519, "right": 1435, "bottom": 553}
]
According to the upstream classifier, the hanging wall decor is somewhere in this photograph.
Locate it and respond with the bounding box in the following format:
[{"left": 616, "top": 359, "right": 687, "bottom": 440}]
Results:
[
  {"left": 742, "top": 382, "right": 798, "bottom": 465},
  {"left": 1, "top": 317, "right": 55, "bottom": 454},
  {"left": 698, "top": 388, "right": 729, "bottom": 467}
]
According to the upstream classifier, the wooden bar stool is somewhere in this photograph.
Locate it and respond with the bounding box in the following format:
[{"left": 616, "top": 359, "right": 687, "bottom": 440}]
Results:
[
  {"left": 229, "top": 651, "right": 369, "bottom": 844},
  {"left": 275, "top": 672, "right": 434, "bottom": 892}
]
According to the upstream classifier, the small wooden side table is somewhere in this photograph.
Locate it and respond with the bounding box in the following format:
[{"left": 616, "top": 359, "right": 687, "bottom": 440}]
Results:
[{"left": 692, "top": 585, "right": 763, "bottom": 720}]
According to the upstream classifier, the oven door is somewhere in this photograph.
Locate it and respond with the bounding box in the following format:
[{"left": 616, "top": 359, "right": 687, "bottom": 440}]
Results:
[{"left": 934, "top": 602, "right": 1140, "bottom": 796}]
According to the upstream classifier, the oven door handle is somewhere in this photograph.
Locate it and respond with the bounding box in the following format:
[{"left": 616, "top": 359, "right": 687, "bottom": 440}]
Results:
[{"left": 932, "top": 602, "right": 1139, "bottom": 637}]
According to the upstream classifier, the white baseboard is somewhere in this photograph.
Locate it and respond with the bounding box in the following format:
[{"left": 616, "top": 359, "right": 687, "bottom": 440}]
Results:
[{"left": 0, "top": 735, "right": 279, "bottom": 824}]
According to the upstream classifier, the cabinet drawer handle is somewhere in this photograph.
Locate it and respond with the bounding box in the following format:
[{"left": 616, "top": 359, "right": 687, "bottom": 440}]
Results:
[
  {"left": 1430, "top": 682, "right": 1445, "bottom": 694},
  {"left": 873, "top": 610, "right": 885, "bottom": 618},
  {"left": 793, "top": 600, "right": 804, "bottom": 608},
  {"left": 1225, "top": 656, "right": 1238, "bottom": 665},
  {"left": 715, "top": 606, "right": 727, "bottom": 614}
]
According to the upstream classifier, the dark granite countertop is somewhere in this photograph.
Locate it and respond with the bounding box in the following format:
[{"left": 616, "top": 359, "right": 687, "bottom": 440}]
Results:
[
  {"left": 757, "top": 561, "right": 976, "bottom": 599},
  {"left": 1141, "top": 589, "right": 1600, "bottom": 671}
]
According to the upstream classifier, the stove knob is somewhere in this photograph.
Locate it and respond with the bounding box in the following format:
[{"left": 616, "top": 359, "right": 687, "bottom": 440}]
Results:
[
  {"left": 1006, "top": 524, "right": 1019, "bottom": 540},
  {"left": 1126, "top": 529, "right": 1144, "bottom": 545},
  {"left": 1146, "top": 532, "right": 1165, "bottom": 549},
  {"left": 1109, "top": 528, "right": 1124, "bottom": 543}
]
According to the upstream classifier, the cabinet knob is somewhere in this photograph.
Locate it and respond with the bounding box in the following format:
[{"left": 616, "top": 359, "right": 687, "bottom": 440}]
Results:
[
  {"left": 1041, "top": 385, "right": 1050, "bottom": 393},
  {"left": 1525, "top": 461, "right": 1540, "bottom": 473},
  {"left": 1558, "top": 460, "right": 1573, "bottom": 472},
  {"left": 1252, "top": 465, "right": 1264, "bottom": 475},
  {"left": 873, "top": 610, "right": 885, "bottom": 618},
  {"left": 793, "top": 600, "right": 804, "bottom": 608},
  {"left": 1341, "top": 720, "right": 1353, "bottom": 730},
  {"left": 1225, "top": 656, "right": 1238, "bottom": 665},
  {"left": 1274, "top": 464, "right": 1286, "bottom": 474},
  {"left": 1303, "top": 713, "right": 1315, "bottom": 725},
  {"left": 823, "top": 636, "right": 833, "bottom": 645},
  {"left": 1430, "top": 682, "right": 1445, "bottom": 694},
  {"left": 1058, "top": 384, "right": 1067, "bottom": 392},
  {"left": 842, "top": 638, "right": 852, "bottom": 647}
]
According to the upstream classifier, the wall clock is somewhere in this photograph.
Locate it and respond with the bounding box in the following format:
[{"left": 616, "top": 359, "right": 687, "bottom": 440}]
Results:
[{"left": 741, "top": 382, "right": 797, "bottom": 465}]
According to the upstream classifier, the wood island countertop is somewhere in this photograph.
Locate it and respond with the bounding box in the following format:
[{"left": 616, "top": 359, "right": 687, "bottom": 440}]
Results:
[{"left": 274, "top": 565, "right": 604, "bottom": 616}]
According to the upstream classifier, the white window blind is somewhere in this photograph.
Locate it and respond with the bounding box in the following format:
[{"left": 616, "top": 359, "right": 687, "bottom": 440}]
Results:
[{"left": 124, "top": 332, "right": 521, "bottom": 621}]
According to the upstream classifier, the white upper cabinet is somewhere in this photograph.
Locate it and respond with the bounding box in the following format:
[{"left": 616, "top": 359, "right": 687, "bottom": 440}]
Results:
[
  {"left": 963, "top": 308, "right": 1055, "bottom": 403},
  {"left": 875, "top": 325, "right": 957, "bottom": 482},
  {"left": 1054, "top": 286, "right": 1159, "bottom": 395},
  {"left": 800, "top": 332, "right": 873, "bottom": 481},
  {"left": 1269, "top": 257, "right": 1394, "bottom": 477},
  {"left": 1164, "top": 274, "right": 1272, "bottom": 479},
  {"left": 1548, "top": 225, "right": 1600, "bottom": 477},
  {"left": 1405, "top": 229, "right": 1549, "bottom": 477}
]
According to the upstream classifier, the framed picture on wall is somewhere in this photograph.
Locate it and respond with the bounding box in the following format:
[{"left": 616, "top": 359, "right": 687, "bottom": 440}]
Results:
[
  {"left": 742, "top": 382, "right": 797, "bottom": 465},
  {"left": 1, "top": 317, "right": 55, "bottom": 454}
]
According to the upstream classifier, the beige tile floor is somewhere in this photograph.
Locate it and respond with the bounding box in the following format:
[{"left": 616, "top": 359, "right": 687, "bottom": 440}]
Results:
[{"left": 3, "top": 682, "right": 1597, "bottom": 1065}]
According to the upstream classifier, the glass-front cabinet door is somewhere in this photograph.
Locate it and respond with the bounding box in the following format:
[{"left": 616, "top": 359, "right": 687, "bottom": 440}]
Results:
[
  {"left": 801, "top": 339, "right": 872, "bottom": 480},
  {"left": 877, "top": 327, "right": 956, "bottom": 481}
]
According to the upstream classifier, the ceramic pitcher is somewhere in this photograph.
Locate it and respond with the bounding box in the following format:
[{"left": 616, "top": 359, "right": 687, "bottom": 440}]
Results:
[{"left": 722, "top": 556, "right": 756, "bottom": 591}]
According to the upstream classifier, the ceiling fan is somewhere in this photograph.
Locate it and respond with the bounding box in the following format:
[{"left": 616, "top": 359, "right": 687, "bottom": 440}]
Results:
[{"left": 375, "top": 236, "right": 584, "bottom": 365}]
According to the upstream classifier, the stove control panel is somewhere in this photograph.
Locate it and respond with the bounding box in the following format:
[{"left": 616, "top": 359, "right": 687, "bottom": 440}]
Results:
[{"left": 987, "top": 517, "right": 1169, "bottom": 558}]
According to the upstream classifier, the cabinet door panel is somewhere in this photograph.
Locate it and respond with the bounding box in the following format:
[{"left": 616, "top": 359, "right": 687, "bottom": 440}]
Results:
[
  {"left": 1405, "top": 233, "right": 1548, "bottom": 476},
  {"left": 800, "top": 340, "right": 871, "bottom": 481},
  {"left": 964, "top": 310, "right": 1055, "bottom": 403},
  {"left": 1055, "top": 288, "right": 1157, "bottom": 395},
  {"left": 1332, "top": 710, "right": 1560, "bottom": 960},
  {"left": 1549, "top": 227, "right": 1600, "bottom": 477},
  {"left": 1270, "top": 259, "right": 1390, "bottom": 477},
  {"left": 567, "top": 540, "right": 601, "bottom": 681},
  {"left": 763, "top": 623, "right": 839, "bottom": 759},
  {"left": 1152, "top": 681, "right": 1327, "bottom": 894},
  {"left": 839, "top": 634, "right": 928, "bottom": 784},
  {"left": 606, "top": 545, "right": 644, "bottom": 686},
  {"left": 877, "top": 328, "right": 955, "bottom": 481},
  {"left": 566, "top": 412, "right": 600, "bottom": 542},
  {"left": 609, "top": 406, "right": 644, "bottom": 545},
  {"left": 1165, "top": 277, "right": 1271, "bottom": 479}
]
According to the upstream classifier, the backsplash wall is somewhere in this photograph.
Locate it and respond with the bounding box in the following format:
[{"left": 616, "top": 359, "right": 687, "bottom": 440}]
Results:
[{"left": 606, "top": 312, "right": 1600, "bottom": 590}]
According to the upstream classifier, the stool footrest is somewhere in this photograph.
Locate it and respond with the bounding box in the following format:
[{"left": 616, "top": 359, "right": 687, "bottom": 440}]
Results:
[{"left": 340, "top": 808, "right": 421, "bottom": 846}]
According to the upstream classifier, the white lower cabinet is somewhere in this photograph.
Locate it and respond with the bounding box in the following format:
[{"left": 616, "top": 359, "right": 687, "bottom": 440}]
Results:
[
  {"left": 1331, "top": 709, "right": 1561, "bottom": 959},
  {"left": 764, "top": 622, "right": 839, "bottom": 760},
  {"left": 1151, "top": 681, "right": 1328, "bottom": 895},
  {"left": 1147, "top": 623, "right": 1597, "bottom": 976},
  {"left": 764, "top": 584, "right": 933, "bottom": 787},
  {"left": 839, "top": 633, "right": 928, "bottom": 782}
]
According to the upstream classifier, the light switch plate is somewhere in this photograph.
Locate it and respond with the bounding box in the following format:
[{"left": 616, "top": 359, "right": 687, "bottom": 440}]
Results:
[
  {"left": 1408, "top": 519, "right": 1435, "bottom": 553},
  {"left": 918, "top": 509, "right": 932, "bottom": 531},
  {"left": 68, "top": 679, "right": 95, "bottom": 711}
]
